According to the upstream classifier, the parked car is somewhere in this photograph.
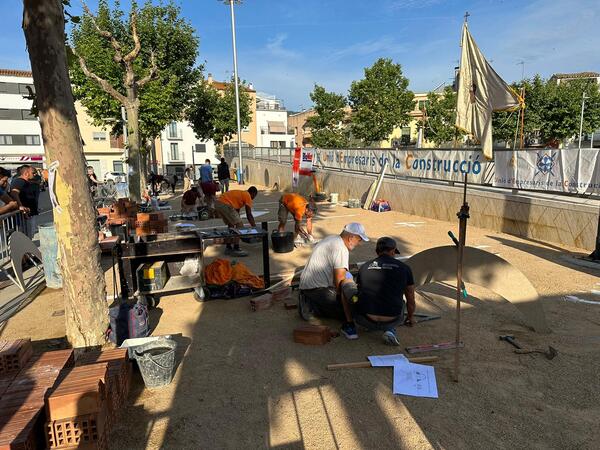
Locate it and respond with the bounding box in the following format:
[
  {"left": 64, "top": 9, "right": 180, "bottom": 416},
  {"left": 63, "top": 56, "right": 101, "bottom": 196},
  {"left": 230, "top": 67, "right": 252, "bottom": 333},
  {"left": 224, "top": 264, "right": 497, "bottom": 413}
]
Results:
[{"left": 104, "top": 171, "right": 127, "bottom": 183}]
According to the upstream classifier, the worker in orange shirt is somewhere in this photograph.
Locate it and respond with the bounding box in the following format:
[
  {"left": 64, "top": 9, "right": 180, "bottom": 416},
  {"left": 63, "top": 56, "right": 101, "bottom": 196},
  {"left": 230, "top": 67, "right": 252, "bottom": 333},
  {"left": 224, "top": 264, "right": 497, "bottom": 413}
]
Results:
[
  {"left": 214, "top": 186, "right": 258, "bottom": 257},
  {"left": 277, "top": 193, "right": 316, "bottom": 245}
]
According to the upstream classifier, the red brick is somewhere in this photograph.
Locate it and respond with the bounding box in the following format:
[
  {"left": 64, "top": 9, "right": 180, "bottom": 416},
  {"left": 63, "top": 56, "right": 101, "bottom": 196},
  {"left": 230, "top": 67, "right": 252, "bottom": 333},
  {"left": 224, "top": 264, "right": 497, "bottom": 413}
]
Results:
[{"left": 293, "top": 325, "right": 332, "bottom": 345}]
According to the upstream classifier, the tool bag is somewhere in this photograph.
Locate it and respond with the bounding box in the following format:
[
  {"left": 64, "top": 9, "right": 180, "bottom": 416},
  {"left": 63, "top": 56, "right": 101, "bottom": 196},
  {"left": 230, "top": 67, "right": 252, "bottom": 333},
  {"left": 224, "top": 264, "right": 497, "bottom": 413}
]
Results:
[{"left": 107, "top": 300, "right": 149, "bottom": 345}]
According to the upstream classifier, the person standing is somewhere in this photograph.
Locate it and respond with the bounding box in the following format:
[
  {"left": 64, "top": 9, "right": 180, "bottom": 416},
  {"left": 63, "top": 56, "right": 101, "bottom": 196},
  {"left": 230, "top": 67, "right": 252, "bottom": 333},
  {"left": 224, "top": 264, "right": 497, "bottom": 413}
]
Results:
[
  {"left": 214, "top": 186, "right": 259, "bottom": 257},
  {"left": 183, "top": 166, "right": 192, "bottom": 193},
  {"left": 199, "top": 159, "right": 217, "bottom": 208},
  {"left": 217, "top": 157, "right": 230, "bottom": 194},
  {"left": 10, "top": 165, "right": 39, "bottom": 238},
  {"left": 86, "top": 166, "right": 101, "bottom": 197},
  {"left": 0, "top": 167, "right": 19, "bottom": 215},
  {"left": 171, "top": 173, "right": 178, "bottom": 194}
]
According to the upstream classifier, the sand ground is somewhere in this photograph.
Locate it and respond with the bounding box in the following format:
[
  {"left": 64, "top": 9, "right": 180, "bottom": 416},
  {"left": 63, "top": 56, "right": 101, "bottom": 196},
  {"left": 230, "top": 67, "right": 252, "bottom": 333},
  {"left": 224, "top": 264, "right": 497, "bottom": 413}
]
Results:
[{"left": 1, "top": 186, "right": 599, "bottom": 449}]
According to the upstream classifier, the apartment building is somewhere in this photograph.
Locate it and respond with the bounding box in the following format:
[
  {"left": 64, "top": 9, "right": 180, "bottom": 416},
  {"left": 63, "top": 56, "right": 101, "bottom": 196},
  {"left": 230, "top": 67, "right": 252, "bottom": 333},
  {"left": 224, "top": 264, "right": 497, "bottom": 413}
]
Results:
[
  {"left": 0, "top": 68, "right": 127, "bottom": 177},
  {"left": 255, "top": 92, "right": 295, "bottom": 149}
]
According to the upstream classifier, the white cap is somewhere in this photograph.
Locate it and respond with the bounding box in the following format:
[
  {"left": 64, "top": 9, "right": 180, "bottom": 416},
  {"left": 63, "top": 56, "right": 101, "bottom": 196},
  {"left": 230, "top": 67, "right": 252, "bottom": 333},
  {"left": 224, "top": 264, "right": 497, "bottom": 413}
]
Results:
[{"left": 343, "top": 222, "right": 369, "bottom": 241}]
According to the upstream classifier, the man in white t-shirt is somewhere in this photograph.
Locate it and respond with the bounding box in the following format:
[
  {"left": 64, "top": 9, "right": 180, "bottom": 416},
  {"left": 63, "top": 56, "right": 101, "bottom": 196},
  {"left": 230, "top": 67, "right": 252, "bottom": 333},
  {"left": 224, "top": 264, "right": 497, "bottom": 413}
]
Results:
[{"left": 298, "top": 223, "right": 368, "bottom": 337}]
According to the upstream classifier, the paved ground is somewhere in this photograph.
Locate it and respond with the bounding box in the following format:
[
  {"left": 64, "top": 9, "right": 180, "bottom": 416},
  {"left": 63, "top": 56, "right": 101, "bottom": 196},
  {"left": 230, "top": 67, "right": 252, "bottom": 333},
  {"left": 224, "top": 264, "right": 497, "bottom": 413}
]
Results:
[{"left": 1, "top": 185, "right": 600, "bottom": 449}]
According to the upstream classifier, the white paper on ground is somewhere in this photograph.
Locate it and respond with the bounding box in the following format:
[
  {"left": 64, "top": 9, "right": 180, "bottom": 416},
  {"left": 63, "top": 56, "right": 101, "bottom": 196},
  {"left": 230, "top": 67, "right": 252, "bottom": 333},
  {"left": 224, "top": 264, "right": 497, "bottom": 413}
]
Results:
[
  {"left": 368, "top": 354, "right": 409, "bottom": 367},
  {"left": 392, "top": 363, "right": 438, "bottom": 398},
  {"left": 238, "top": 228, "right": 259, "bottom": 235}
]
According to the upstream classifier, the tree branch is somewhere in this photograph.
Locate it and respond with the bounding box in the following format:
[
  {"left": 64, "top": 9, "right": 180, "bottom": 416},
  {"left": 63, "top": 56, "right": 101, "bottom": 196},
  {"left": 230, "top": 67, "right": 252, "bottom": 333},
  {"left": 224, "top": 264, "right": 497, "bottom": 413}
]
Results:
[
  {"left": 138, "top": 50, "right": 158, "bottom": 88},
  {"left": 81, "top": 1, "right": 124, "bottom": 64},
  {"left": 72, "top": 47, "right": 127, "bottom": 105},
  {"left": 123, "top": 10, "right": 141, "bottom": 63}
]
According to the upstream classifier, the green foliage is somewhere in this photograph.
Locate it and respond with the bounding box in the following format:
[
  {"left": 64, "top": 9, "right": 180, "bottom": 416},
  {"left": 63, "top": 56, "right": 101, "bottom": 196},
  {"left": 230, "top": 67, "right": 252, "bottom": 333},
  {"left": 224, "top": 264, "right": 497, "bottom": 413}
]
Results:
[
  {"left": 69, "top": 0, "right": 200, "bottom": 141},
  {"left": 305, "top": 84, "right": 349, "bottom": 148},
  {"left": 421, "top": 86, "right": 465, "bottom": 146},
  {"left": 348, "top": 58, "right": 414, "bottom": 146},
  {"left": 492, "top": 75, "right": 600, "bottom": 146},
  {"left": 186, "top": 78, "right": 252, "bottom": 146}
]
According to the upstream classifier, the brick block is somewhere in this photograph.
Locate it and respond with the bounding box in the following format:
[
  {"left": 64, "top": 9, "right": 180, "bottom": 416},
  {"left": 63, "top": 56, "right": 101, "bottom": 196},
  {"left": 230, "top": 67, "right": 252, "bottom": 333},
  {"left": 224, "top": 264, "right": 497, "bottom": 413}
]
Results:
[
  {"left": 0, "top": 340, "right": 33, "bottom": 375},
  {"left": 136, "top": 212, "right": 163, "bottom": 222},
  {"left": 293, "top": 325, "right": 332, "bottom": 345},
  {"left": 46, "top": 410, "right": 107, "bottom": 450},
  {"left": 99, "top": 236, "right": 120, "bottom": 253},
  {"left": 271, "top": 287, "right": 291, "bottom": 303},
  {"left": 249, "top": 294, "right": 272, "bottom": 312}
]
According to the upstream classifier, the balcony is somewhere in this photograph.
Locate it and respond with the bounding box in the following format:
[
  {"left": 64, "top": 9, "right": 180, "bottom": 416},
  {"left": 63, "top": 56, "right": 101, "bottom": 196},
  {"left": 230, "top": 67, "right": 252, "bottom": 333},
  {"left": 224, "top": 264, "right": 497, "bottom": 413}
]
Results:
[{"left": 166, "top": 129, "right": 183, "bottom": 140}]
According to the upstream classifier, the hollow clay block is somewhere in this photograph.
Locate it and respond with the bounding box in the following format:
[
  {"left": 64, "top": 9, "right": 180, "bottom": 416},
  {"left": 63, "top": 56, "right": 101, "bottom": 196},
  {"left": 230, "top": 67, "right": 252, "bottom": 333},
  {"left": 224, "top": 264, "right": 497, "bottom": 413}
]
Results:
[
  {"left": 293, "top": 325, "right": 331, "bottom": 345},
  {"left": 250, "top": 294, "right": 273, "bottom": 312}
]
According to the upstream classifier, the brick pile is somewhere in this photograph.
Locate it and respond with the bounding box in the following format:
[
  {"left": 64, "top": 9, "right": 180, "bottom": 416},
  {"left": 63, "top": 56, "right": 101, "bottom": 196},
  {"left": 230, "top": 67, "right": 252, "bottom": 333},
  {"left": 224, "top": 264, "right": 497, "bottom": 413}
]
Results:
[
  {"left": 0, "top": 348, "right": 74, "bottom": 450},
  {"left": 135, "top": 212, "right": 168, "bottom": 236},
  {"left": 45, "top": 349, "right": 132, "bottom": 450},
  {"left": 0, "top": 343, "right": 131, "bottom": 450},
  {"left": 0, "top": 339, "right": 33, "bottom": 376},
  {"left": 97, "top": 199, "right": 138, "bottom": 230}
]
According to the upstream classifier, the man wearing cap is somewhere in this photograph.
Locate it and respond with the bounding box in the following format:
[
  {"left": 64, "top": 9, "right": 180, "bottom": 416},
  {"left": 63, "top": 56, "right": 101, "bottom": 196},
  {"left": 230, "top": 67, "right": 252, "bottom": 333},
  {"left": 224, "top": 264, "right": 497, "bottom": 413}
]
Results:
[
  {"left": 339, "top": 236, "right": 416, "bottom": 345},
  {"left": 277, "top": 193, "right": 316, "bottom": 244},
  {"left": 298, "top": 223, "right": 368, "bottom": 327}
]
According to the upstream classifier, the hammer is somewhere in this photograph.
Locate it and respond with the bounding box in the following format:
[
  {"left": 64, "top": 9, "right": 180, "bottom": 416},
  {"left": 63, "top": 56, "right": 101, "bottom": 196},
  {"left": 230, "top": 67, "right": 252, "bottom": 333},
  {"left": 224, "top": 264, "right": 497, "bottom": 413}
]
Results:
[{"left": 499, "top": 335, "right": 522, "bottom": 349}]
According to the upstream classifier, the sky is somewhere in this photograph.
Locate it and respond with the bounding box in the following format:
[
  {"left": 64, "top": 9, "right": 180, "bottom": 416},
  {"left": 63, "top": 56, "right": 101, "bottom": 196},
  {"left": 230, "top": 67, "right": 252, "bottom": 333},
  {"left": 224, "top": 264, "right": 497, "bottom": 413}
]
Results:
[{"left": 2, "top": 0, "right": 599, "bottom": 111}]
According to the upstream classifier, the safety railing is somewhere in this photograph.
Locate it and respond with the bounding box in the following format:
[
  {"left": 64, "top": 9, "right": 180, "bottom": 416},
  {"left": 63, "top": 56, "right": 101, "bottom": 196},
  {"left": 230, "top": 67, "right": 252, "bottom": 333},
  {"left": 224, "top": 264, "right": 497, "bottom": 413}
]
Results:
[{"left": 0, "top": 209, "right": 26, "bottom": 263}]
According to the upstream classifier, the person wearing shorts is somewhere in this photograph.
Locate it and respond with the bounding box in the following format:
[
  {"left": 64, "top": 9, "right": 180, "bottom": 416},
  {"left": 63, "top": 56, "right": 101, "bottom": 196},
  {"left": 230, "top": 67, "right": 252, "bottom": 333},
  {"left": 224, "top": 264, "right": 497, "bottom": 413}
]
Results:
[
  {"left": 277, "top": 193, "right": 316, "bottom": 244},
  {"left": 213, "top": 186, "right": 258, "bottom": 257}
]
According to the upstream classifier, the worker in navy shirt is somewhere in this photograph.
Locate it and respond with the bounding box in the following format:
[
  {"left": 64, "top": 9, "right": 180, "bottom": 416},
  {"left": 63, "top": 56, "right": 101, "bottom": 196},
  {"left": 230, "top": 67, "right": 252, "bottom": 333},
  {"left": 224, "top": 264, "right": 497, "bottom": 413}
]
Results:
[{"left": 340, "top": 236, "right": 416, "bottom": 346}]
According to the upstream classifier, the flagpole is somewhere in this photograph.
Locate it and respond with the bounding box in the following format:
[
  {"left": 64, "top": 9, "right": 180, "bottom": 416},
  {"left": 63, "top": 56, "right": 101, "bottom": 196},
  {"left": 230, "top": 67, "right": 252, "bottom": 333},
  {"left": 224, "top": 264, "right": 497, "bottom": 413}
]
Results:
[{"left": 452, "top": 11, "right": 471, "bottom": 383}]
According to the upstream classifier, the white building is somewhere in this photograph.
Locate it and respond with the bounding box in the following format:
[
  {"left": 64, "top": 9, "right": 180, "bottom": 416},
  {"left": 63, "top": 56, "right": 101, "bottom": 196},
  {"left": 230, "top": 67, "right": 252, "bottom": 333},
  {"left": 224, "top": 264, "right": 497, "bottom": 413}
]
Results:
[
  {"left": 255, "top": 92, "right": 295, "bottom": 149},
  {"left": 0, "top": 69, "right": 45, "bottom": 170},
  {"left": 158, "top": 120, "right": 218, "bottom": 179}
]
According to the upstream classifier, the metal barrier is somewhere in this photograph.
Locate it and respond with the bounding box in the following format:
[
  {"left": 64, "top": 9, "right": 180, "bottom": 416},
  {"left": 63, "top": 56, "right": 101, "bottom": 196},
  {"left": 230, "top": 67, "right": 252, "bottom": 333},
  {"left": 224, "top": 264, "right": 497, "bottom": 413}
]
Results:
[{"left": 0, "top": 210, "right": 26, "bottom": 263}]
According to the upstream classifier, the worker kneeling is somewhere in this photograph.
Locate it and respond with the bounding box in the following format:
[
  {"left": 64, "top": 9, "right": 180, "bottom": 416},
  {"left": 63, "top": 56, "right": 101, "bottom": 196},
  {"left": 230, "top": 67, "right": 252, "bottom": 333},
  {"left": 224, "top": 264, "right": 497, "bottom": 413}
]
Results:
[
  {"left": 277, "top": 193, "right": 316, "bottom": 245},
  {"left": 299, "top": 233, "right": 415, "bottom": 346}
]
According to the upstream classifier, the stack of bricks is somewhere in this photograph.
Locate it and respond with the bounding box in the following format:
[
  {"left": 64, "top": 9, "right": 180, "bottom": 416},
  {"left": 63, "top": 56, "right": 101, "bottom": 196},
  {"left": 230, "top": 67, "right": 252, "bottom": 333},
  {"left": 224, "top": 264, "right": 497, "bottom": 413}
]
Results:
[
  {"left": 0, "top": 347, "right": 74, "bottom": 450},
  {"left": 135, "top": 212, "right": 168, "bottom": 236},
  {"left": 99, "top": 199, "right": 138, "bottom": 230},
  {"left": 44, "top": 348, "right": 131, "bottom": 450},
  {"left": 0, "top": 339, "right": 33, "bottom": 376}
]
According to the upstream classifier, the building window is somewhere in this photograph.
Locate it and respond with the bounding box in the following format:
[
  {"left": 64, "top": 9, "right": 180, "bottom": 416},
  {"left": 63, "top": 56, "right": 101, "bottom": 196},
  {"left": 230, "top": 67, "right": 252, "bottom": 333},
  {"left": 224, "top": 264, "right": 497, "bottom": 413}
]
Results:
[
  {"left": 417, "top": 100, "right": 429, "bottom": 111},
  {"left": 0, "top": 109, "right": 23, "bottom": 120},
  {"left": 113, "top": 161, "right": 124, "bottom": 172},
  {"left": 194, "top": 143, "right": 206, "bottom": 153},
  {"left": 167, "top": 122, "right": 181, "bottom": 139},
  {"left": 18, "top": 84, "right": 35, "bottom": 95},
  {"left": 0, "top": 82, "right": 20, "bottom": 94},
  {"left": 0, "top": 134, "right": 40, "bottom": 145},
  {"left": 170, "top": 143, "right": 179, "bottom": 160},
  {"left": 279, "top": 141, "right": 286, "bottom": 148},
  {"left": 92, "top": 131, "right": 107, "bottom": 141},
  {"left": 21, "top": 109, "right": 36, "bottom": 120}
]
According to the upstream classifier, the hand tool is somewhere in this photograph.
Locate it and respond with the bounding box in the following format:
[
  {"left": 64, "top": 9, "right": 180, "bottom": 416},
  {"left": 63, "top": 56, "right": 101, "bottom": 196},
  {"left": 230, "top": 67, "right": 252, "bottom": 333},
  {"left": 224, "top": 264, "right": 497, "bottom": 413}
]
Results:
[
  {"left": 406, "top": 341, "right": 464, "bottom": 354},
  {"left": 499, "top": 334, "right": 522, "bottom": 349},
  {"left": 448, "top": 231, "right": 468, "bottom": 299},
  {"left": 514, "top": 345, "right": 558, "bottom": 360}
]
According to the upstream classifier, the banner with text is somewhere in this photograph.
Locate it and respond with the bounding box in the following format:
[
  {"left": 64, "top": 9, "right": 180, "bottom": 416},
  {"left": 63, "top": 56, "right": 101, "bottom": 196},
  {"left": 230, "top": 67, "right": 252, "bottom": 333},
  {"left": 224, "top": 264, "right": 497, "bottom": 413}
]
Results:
[
  {"left": 493, "top": 149, "right": 600, "bottom": 194},
  {"left": 315, "top": 148, "right": 492, "bottom": 184}
]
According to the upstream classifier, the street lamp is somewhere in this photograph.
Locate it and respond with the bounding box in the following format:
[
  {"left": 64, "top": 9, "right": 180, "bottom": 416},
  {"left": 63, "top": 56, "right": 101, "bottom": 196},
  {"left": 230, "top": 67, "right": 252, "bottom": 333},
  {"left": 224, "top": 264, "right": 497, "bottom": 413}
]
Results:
[
  {"left": 220, "top": 0, "right": 244, "bottom": 184},
  {"left": 578, "top": 92, "right": 589, "bottom": 149}
]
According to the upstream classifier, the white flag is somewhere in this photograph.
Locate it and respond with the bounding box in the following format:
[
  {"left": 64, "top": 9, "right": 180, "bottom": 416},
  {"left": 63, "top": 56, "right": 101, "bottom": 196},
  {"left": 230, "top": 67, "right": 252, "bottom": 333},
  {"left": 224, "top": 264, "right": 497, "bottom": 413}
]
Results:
[{"left": 455, "top": 23, "right": 522, "bottom": 160}]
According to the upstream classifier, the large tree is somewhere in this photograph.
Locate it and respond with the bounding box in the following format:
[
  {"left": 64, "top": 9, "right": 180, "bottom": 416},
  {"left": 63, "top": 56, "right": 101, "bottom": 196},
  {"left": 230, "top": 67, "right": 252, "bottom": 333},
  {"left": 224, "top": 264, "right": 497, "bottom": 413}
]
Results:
[
  {"left": 69, "top": 0, "right": 200, "bottom": 199},
  {"left": 186, "top": 78, "right": 252, "bottom": 151},
  {"left": 421, "top": 86, "right": 465, "bottom": 146},
  {"left": 23, "top": 0, "right": 108, "bottom": 347},
  {"left": 492, "top": 76, "right": 600, "bottom": 147},
  {"left": 305, "top": 84, "right": 349, "bottom": 149},
  {"left": 348, "top": 58, "right": 414, "bottom": 146}
]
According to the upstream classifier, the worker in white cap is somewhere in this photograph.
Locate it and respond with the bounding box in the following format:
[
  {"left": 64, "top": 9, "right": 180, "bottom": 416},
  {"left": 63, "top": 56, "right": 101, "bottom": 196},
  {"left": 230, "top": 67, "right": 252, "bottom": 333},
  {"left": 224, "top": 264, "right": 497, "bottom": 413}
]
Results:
[{"left": 298, "top": 223, "right": 369, "bottom": 336}]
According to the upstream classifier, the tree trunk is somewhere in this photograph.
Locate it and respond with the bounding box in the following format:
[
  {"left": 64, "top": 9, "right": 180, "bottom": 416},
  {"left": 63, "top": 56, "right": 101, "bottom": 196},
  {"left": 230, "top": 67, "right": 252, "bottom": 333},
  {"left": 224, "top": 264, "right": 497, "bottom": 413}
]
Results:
[
  {"left": 23, "top": 0, "right": 108, "bottom": 347},
  {"left": 125, "top": 103, "right": 142, "bottom": 201}
]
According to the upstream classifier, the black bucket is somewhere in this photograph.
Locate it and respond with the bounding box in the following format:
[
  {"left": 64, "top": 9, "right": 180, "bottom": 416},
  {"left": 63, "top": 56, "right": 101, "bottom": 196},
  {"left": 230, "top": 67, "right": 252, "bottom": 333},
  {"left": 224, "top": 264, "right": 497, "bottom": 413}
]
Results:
[{"left": 271, "top": 231, "right": 294, "bottom": 253}]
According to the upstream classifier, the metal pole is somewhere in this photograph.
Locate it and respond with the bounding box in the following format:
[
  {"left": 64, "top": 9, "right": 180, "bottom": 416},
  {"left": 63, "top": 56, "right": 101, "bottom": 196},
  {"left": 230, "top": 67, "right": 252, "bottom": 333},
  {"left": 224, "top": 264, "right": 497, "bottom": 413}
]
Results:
[
  {"left": 228, "top": 0, "right": 244, "bottom": 184},
  {"left": 191, "top": 145, "right": 196, "bottom": 181},
  {"left": 578, "top": 93, "right": 588, "bottom": 149}
]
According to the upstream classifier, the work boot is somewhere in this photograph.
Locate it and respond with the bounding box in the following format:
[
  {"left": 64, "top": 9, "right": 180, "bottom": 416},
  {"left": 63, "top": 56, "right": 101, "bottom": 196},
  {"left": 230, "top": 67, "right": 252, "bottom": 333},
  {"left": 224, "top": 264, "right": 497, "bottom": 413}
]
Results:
[
  {"left": 341, "top": 322, "right": 358, "bottom": 340},
  {"left": 382, "top": 330, "right": 400, "bottom": 346}
]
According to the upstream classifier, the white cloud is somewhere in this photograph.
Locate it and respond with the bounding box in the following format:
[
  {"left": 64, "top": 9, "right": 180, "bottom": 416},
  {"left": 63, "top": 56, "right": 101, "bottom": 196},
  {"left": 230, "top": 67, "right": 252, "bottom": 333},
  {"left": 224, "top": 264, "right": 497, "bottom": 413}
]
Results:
[
  {"left": 387, "top": 0, "right": 444, "bottom": 11},
  {"left": 264, "top": 34, "right": 300, "bottom": 60},
  {"left": 330, "top": 37, "right": 408, "bottom": 60}
]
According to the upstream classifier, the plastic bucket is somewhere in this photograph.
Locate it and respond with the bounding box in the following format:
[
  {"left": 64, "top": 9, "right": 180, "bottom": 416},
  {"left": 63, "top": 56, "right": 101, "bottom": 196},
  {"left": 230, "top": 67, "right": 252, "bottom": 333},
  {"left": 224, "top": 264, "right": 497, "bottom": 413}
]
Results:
[
  {"left": 271, "top": 231, "right": 294, "bottom": 253},
  {"left": 330, "top": 193, "right": 339, "bottom": 204},
  {"left": 38, "top": 224, "right": 62, "bottom": 288},
  {"left": 133, "top": 337, "right": 177, "bottom": 388}
]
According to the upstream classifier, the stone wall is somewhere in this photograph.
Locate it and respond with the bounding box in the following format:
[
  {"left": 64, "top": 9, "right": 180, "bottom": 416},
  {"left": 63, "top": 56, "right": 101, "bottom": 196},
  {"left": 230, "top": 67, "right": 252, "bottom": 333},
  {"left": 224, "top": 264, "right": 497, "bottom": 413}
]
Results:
[{"left": 237, "top": 158, "right": 599, "bottom": 251}]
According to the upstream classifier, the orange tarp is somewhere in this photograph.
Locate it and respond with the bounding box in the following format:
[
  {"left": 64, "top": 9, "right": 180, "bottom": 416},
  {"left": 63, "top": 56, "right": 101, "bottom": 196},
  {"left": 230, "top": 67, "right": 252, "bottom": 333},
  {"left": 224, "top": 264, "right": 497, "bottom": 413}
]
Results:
[{"left": 204, "top": 258, "right": 264, "bottom": 289}]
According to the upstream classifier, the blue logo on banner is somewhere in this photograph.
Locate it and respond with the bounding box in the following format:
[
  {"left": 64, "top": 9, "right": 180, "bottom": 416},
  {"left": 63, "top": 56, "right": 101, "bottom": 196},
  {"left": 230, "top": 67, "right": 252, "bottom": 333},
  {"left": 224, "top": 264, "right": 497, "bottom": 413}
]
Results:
[{"left": 535, "top": 152, "right": 557, "bottom": 176}]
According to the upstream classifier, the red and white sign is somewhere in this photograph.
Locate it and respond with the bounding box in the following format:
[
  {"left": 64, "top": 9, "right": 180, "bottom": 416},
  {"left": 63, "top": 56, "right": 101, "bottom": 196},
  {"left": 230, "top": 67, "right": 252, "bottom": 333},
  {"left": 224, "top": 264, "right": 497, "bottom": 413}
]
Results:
[
  {"left": 0, "top": 155, "right": 44, "bottom": 163},
  {"left": 292, "top": 147, "right": 301, "bottom": 187},
  {"left": 299, "top": 148, "right": 314, "bottom": 176}
]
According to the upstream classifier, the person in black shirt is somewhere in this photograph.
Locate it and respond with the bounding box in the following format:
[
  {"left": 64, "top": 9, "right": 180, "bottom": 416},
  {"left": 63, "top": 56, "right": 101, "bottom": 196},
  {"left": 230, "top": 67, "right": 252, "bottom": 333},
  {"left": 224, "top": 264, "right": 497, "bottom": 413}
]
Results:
[
  {"left": 217, "top": 157, "right": 230, "bottom": 194},
  {"left": 340, "top": 236, "right": 416, "bottom": 346},
  {"left": 10, "top": 165, "right": 39, "bottom": 238}
]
